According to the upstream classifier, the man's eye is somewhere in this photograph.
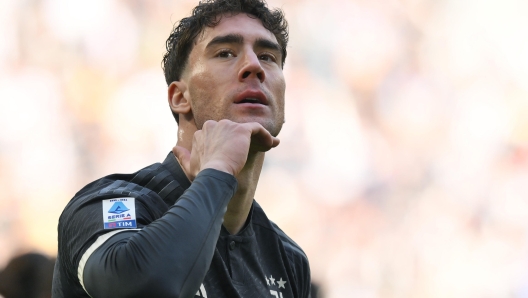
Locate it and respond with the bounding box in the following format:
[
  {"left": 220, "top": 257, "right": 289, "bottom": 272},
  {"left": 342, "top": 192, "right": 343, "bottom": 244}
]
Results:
[
  {"left": 259, "top": 54, "right": 276, "bottom": 63},
  {"left": 217, "top": 51, "right": 234, "bottom": 58}
]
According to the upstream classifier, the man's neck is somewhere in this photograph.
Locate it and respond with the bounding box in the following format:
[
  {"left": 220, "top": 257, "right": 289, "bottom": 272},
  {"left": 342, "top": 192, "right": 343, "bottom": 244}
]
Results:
[
  {"left": 222, "top": 152, "right": 264, "bottom": 235},
  {"left": 174, "top": 122, "right": 265, "bottom": 235}
]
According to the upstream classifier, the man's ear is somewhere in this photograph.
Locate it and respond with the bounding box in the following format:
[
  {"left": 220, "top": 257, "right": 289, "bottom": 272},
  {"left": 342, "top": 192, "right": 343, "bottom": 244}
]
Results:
[{"left": 168, "top": 81, "right": 191, "bottom": 115}]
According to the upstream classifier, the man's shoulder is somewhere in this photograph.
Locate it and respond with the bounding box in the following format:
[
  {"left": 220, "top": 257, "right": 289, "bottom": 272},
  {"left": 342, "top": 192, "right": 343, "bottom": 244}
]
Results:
[
  {"left": 65, "top": 158, "right": 188, "bottom": 211},
  {"left": 58, "top": 161, "right": 174, "bottom": 235},
  {"left": 73, "top": 162, "right": 164, "bottom": 201},
  {"left": 56, "top": 161, "right": 174, "bottom": 266},
  {"left": 252, "top": 203, "right": 308, "bottom": 262},
  {"left": 269, "top": 220, "right": 309, "bottom": 261}
]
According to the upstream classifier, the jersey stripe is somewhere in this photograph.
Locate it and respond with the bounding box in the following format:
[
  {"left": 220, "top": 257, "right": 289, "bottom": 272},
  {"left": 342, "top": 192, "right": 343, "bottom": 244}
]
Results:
[
  {"left": 99, "top": 180, "right": 126, "bottom": 194},
  {"left": 144, "top": 170, "right": 172, "bottom": 190},
  {"left": 130, "top": 164, "right": 161, "bottom": 184},
  {"left": 128, "top": 183, "right": 143, "bottom": 193},
  {"left": 77, "top": 229, "right": 140, "bottom": 297},
  {"left": 158, "top": 180, "right": 180, "bottom": 200}
]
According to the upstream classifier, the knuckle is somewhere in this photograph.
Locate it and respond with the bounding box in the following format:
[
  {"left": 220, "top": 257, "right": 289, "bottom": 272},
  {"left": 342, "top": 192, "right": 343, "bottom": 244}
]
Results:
[
  {"left": 218, "top": 119, "right": 232, "bottom": 126},
  {"left": 203, "top": 120, "right": 217, "bottom": 129}
]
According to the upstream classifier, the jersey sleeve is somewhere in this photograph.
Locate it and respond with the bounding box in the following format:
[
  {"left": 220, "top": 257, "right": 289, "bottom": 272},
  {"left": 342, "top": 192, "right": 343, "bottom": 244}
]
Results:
[{"left": 59, "top": 168, "right": 237, "bottom": 298}]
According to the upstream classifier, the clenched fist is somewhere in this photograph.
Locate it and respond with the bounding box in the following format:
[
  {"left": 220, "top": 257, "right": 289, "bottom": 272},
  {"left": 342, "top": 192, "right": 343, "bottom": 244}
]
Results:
[{"left": 172, "top": 120, "right": 280, "bottom": 180}]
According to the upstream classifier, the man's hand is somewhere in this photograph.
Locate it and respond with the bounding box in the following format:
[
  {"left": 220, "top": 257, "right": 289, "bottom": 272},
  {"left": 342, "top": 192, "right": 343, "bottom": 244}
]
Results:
[{"left": 173, "top": 120, "right": 280, "bottom": 180}]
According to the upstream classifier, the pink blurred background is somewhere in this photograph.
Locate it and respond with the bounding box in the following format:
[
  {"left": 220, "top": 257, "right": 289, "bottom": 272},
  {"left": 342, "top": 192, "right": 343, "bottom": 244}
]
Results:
[{"left": 2, "top": 0, "right": 528, "bottom": 297}]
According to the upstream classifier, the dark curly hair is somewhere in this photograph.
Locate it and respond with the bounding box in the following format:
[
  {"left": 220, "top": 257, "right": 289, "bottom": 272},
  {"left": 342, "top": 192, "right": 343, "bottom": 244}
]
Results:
[{"left": 162, "top": 0, "right": 289, "bottom": 123}]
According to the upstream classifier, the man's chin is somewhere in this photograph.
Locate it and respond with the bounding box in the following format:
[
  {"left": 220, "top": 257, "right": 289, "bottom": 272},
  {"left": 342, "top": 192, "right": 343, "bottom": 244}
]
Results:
[{"left": 231, "top": 117, "right": 282, "bottom": 137}]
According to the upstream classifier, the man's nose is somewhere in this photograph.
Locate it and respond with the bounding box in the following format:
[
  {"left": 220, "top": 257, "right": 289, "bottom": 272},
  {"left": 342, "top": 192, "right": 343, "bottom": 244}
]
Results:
[{"left": 238, "top": 51, "right": 265, "bottom": 83}]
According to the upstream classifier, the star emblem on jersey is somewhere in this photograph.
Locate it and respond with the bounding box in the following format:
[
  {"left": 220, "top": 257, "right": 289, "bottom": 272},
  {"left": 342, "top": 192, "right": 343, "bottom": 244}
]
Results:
[
  {"left": 269, "top": 275, "right": 275, "bottom": 285},
  {"left": 266, "top": 274, "right": 287, "bottom": 297},
  {"left": 277, "top": 278, "right": 287, "bottom": 289}
]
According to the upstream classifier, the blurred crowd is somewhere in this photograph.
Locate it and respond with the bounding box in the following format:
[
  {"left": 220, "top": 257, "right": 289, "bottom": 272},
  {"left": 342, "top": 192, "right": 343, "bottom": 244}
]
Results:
[
  {"left": 0, "top": 253, "right": 54, "bottom": 298},
  {"left": 1, "top": 0, "right": 528, "bottom": 297}
]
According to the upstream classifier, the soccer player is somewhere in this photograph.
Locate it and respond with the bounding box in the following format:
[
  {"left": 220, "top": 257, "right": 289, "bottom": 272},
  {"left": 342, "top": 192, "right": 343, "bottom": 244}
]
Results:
[{"left": 52, "top": 0, "right": 311, "bottom": 297}]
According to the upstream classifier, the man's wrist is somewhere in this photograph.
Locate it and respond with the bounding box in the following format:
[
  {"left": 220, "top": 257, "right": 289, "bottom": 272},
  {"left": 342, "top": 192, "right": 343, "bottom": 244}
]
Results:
[{"left": 201, "top": 161, "right": 235, "bottom": 176}]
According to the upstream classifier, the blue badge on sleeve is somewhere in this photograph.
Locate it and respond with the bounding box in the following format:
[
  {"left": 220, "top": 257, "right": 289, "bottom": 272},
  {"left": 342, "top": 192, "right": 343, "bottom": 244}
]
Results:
[{"left": 102, "top": 197, "right": 137, "bottom": 229}]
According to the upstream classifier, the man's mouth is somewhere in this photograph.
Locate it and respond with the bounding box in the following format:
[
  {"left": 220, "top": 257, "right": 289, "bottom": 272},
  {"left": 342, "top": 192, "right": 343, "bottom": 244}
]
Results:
[
  {"left": 238, "top": 98, "right": 263, "bottom": 104},
  {"left": 234, "top": 90, "right": 269, "bottom": 105}
]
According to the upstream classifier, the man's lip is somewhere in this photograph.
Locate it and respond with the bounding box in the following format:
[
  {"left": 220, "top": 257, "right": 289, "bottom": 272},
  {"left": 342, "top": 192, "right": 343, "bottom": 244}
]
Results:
[{"left": 234, "top": 90, "right": 269, "bottom": 105}]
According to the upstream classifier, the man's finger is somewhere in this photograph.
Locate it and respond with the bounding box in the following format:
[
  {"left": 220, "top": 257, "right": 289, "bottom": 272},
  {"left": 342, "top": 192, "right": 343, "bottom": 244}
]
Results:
[{"left": 244, "top": 122, "right": 280, "bottom": 152}]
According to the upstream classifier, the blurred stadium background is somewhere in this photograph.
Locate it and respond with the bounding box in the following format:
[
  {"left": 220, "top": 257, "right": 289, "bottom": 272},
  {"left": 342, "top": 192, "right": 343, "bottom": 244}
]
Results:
[{"left": 1, "top": 0, "right": 528, "bottom": 297}]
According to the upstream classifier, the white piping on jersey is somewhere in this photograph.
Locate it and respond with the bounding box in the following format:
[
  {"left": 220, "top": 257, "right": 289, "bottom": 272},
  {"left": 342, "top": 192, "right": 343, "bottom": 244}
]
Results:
[{"left": 77, "top": 229, "right": 141, "bottom": 297}]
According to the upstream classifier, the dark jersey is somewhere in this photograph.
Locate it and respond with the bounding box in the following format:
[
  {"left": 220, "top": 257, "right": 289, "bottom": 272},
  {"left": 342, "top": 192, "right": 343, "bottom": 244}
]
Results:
[{"left": 52, "top": 153, "right": 311, "bottom": 298}]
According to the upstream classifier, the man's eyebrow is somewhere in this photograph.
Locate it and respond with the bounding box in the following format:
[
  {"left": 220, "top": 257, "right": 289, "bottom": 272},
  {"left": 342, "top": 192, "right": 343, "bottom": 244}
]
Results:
[
  {"left": 254, "top": 38, "right": 281, "bottom": 53},
  {"left": 205, "top": 34, "right": 243, "bottom": 49},
  {"left": 205, "top": 34, "right": 281, "bottom": 53}
]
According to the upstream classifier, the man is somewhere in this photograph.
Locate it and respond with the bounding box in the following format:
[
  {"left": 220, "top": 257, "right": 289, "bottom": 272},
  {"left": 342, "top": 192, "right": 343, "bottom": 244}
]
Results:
[{"left": 52, "top": 0, "right": 311, "bottom": 297}]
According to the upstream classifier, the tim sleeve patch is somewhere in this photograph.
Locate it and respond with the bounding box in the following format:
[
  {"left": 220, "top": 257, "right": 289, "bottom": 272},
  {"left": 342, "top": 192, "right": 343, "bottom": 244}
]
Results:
[{"left": 102, "top": 197, "right": 137, "bottom": 229}]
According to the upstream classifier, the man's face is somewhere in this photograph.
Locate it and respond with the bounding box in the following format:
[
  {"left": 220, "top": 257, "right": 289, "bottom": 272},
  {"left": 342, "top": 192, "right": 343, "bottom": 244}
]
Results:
[{"left": 180, "top": 13, "right": 285, "bottom": 137}]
